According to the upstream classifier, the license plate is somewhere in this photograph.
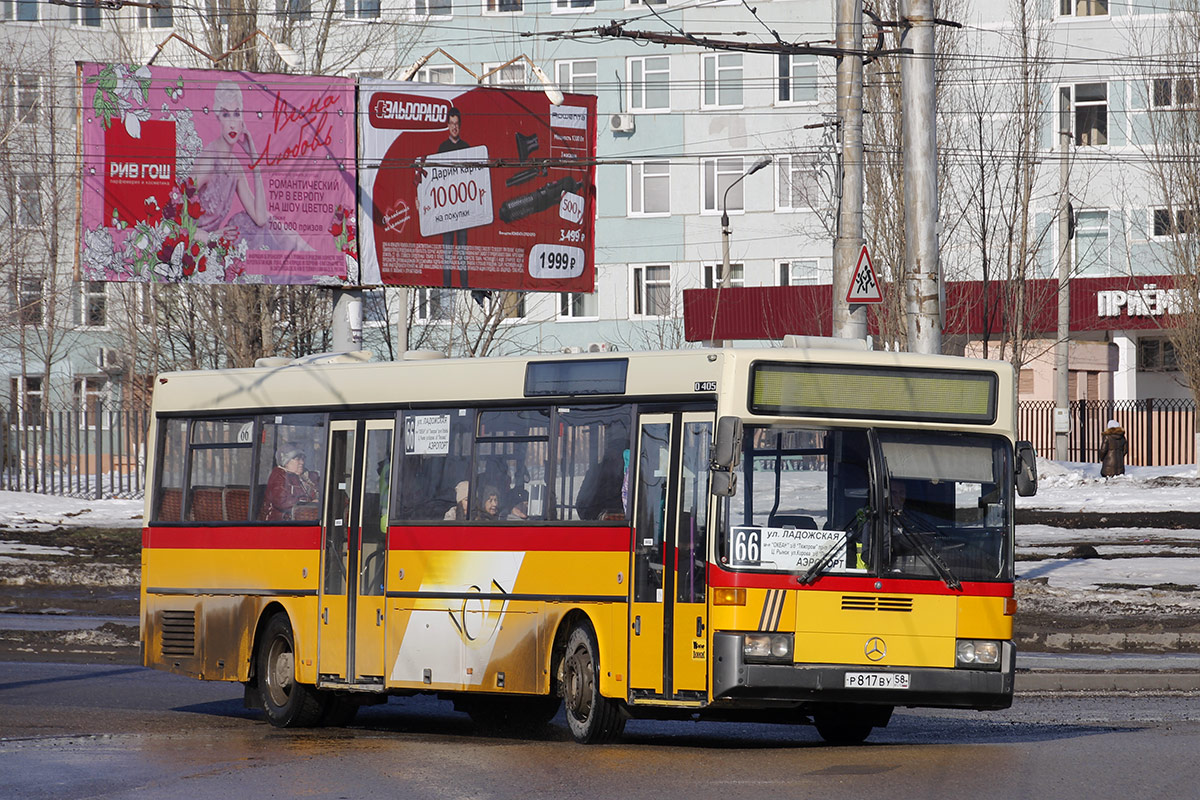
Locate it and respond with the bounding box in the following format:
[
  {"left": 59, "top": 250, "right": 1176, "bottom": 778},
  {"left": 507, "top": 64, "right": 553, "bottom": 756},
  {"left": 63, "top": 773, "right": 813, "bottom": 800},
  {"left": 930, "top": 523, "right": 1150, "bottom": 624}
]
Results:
[{"left": 844, "top": 671, "right": 910, "bottom": 689}]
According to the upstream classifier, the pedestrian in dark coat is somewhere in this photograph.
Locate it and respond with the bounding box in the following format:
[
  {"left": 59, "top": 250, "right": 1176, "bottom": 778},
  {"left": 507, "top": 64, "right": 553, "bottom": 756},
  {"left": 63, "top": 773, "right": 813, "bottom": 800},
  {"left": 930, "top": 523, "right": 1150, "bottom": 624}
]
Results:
[{"left": 1098, "top": 419, "right": 1127, "bottom": 477}]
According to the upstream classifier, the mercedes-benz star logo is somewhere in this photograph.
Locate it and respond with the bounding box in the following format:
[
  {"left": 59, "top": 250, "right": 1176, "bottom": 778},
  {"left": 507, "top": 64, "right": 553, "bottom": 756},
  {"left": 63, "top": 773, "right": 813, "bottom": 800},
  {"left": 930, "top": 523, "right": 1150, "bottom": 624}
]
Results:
[{"left": 865, "top": 636, "right": 887, "bottom": 661}]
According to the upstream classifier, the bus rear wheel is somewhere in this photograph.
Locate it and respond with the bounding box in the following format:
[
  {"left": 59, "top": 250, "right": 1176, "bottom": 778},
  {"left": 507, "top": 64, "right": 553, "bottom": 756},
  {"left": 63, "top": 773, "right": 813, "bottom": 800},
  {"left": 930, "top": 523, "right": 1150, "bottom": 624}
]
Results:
[
  {"left": 560, "top": 624, "right": 625, "bottom": 744},
  {"left": 257, "top": 612, "right": 326, "bottom": 728}
]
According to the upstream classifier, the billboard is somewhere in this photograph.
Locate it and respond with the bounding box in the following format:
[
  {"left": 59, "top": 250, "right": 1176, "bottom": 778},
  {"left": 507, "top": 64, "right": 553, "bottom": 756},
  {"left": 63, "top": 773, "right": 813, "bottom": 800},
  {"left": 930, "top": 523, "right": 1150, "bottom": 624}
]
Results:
[
  {"left": 358, "top": 80, "right": 597, "bottom": 292},
  {"left": 78, "top": 63, "right": 357, "bottom": 285}
]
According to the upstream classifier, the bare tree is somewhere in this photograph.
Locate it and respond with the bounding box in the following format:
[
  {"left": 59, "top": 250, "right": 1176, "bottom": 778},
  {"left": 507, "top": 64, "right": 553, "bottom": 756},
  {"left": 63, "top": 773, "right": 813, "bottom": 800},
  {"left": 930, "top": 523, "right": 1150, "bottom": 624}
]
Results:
[{"left": 1134, "top": 0, "right": 1200, "bottom": 472}]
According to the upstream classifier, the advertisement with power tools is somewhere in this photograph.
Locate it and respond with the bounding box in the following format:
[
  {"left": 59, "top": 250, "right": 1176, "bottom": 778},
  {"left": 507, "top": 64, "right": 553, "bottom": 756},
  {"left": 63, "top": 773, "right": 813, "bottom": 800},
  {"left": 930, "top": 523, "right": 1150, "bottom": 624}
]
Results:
[{"left": 357, "top": 80, "right": 597, "bottom": 293}]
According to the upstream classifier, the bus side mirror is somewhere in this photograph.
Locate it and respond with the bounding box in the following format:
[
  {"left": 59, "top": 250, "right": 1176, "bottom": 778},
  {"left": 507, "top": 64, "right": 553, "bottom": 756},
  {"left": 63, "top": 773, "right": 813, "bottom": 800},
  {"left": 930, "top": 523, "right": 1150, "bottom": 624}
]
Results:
[
  {"left": 710, "top": 416, "right": 743, "bottom": 497},
  {"left": 1015, "top": 440, "right": 1038, "bottom": 497},
  {"left": 711, "top": 470, "right": 737, "bottom": 497},
  {"left": 712, "top": 416, "right": 743, "bottom": 469}
]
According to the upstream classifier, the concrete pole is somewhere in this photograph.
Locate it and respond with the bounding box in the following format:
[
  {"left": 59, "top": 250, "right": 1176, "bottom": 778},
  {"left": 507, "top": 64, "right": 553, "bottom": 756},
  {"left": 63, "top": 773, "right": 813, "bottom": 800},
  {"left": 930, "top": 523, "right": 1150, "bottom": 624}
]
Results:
[
  {"left": 394, "top": 287, "right": 409, "bottom": 358},
  {"left": 833, "top": 0, "right": 867, "bottom": 341},
  {"left": 1055, "top": 106, "right": 1073, "bottom": 461},
  {"left": 332, "top": 289, "right": 364, "bottom": 353},
  {"left": 900, "top": 0, "right": 943, "bottom": 354}
]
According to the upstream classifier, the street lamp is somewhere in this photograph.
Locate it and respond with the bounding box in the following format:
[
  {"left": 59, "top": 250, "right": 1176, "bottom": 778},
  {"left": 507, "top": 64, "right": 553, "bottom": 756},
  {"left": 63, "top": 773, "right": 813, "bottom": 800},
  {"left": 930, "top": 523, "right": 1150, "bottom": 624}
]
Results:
[
  {"left": 707, "top": 155, "right": 771, "bottom": 345},
  {"left": 147, "top": 30, "right": 302, "bottom": 69},
  {"left": 720, "top": 156, "right": 772, "bottom": 290}
]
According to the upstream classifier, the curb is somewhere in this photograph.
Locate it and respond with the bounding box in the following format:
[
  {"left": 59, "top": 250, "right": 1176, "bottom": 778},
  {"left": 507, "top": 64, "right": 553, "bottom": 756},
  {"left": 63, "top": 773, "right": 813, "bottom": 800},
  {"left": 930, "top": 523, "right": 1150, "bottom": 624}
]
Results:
[{"left": 1016, "top": 652, "right": 1200, "bottom": 693}]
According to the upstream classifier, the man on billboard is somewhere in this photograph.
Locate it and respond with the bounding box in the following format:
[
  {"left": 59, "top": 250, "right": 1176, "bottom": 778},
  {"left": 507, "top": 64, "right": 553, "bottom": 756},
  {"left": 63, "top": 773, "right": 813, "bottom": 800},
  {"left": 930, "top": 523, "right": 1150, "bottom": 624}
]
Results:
[{"left": 436, "top": 107, "right": 470, "bottom": 289}]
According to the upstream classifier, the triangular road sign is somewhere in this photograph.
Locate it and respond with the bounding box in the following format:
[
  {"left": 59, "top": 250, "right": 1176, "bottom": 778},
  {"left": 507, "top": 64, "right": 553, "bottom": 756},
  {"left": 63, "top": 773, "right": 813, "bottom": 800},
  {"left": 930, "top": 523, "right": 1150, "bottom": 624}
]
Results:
[{"left": 847, "top": 244, "right": 883, "bottom": 303}]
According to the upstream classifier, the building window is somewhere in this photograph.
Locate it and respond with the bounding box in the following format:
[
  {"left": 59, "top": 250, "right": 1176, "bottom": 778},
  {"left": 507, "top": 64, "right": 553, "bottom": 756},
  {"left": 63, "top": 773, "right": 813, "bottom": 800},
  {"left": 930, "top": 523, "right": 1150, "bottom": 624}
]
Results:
[
  {"left": 627, "top": 0, "right": 665, "bottom": 5},
  {"left": 703, "top": 157, "right": 745, "bottom": 214},
  {"left": 73, "top": 0, "right": 102, "bottom": 26},
  {"left": 702, "top": 262, "right": 743, "bottom": 289},
  {"left": 484, "top": 0, "right": 521, "bottom": 13},
  {"left": 17, "top": 175, "right": 41, "bottom": 226},
  {"left": 138, "top": 1, "right": 174, "bottom": 26},
  {"left": 776, "top": 154, "right": 821, "bottom": 211},
  {"left": 560, "top": 292, "right": 598, "bottom": 319},
  {"left": 1137, "top": 338, "right": 1178, "bottom": 371},
  {"left": 411, "top": 0, "right": 449, "bottom": 17},
  {"left": 484, "top": 61, "right": 527, "bottom": 87},
  {"left": 81, "top": 281, "right": 108, "bottom": 327},
  {"left": 10, "top": 376, "right": 43, "bottom": 422},
  {"left": 629, "top": 161, "right": 670, "bottom": 217},
  {"left": 363, "top": 289, "right": 389, "bottom": 328},
  {"left": 778, "top": 54, "right": 818, "bottom": 104},
  {"left": 346, "top": 0, "right": 382, "bottom": 18},
  {"left": 276, "top": 0, "right": 312, "bottom": 21},
  {"left": 498, "top": 291, "right": 526, "bottom": 320},
  {"left": 554, "top": 0, "right": 593, "bottom": 10},
  {"left": 1074, "top": 210, "right": 1109, "bottom": 275},
  {"left": 17, "top": 277, "right": 43, "bottom": 326},
  {"left": 628, "top": 56, "right": 670, "bottom": 112},
  {"left": 632, "top": 265, "right": 671, "bottom": 318},
  {"left": 1059, "top": 0, "right": 1107, "bottom": 16},
  {"left": 555, "top": 59, "right": 597, "bottom": 93},
  {"left": 74, "top": 377, "right": 109, "bottom": 426},
  {"left": 11, "top": 74, "right": 39, "bottom": 125},
  {"left": 779, "top": 259, "right": 820, "bottom": 285},
  {"left": 3, "top": 0, "right": 40, "bottom": 22},
  {"left": 1152, "top": 207, "right": 1196, "bottom": 237},
  {"left": 1152, "top": 77, "right": 1196, "bottom": 109},
  {"left": 1062, "top": 83, "right": 1107, "bottom": 146},
  {"left": 414, "top": 65, "right": 454, "bottom": 83},
  {"left": 701, "top": 53, "right": 742, "bottom": 109},
  {"left": 415, "top": 287, "right": 453, "bottom": 321},
  {"left": 204, "top": 0, "right": 232, "bottom": 28}
]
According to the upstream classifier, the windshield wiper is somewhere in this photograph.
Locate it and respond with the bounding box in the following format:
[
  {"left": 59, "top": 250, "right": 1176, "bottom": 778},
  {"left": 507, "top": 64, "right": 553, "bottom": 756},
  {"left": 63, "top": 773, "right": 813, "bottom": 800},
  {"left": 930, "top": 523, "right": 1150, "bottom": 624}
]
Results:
[
  {"left": 798, "top": 510, "right": 865, "bottom": 586},
  {"left": 891, "top": 511, "right": 962, "bottom": 591}
]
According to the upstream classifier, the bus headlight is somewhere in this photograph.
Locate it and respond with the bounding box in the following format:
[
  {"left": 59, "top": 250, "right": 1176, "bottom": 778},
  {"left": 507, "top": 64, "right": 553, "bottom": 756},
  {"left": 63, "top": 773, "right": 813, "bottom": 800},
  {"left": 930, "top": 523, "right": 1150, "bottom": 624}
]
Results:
[
  {"left": 743, "top": 633, "right": 793, "bottom": 663},
  {"left": 956, "top": 639, "right": 1001, "bottom": 669}
]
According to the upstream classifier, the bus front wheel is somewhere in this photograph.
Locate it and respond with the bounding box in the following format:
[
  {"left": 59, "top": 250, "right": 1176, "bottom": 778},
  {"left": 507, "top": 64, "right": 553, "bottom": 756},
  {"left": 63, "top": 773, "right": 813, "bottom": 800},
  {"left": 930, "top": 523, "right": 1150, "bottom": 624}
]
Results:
[
  {"left": 257, "top": 612, "right": 326, "bottom": 728},
  {"left": 812, "top": 705, "right": 884, "bottom": 746},
  {"left": 560, "top": 624, "right": 625, "bottom": 744}
]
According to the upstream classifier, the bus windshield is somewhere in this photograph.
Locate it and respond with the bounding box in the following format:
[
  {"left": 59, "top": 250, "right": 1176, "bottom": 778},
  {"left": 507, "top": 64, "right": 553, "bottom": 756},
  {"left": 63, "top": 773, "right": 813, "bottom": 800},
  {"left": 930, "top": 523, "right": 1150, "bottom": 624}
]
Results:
[{"left": 720, "top": 426, "right": 1014, "bottom": 583}]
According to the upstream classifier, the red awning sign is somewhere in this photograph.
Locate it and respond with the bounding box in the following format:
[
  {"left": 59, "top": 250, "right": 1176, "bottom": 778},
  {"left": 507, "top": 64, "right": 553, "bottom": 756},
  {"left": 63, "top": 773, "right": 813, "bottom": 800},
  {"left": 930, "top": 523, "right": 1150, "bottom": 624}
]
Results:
[{"left": 847, "top": 244, "right": 883, "bottom": 304}]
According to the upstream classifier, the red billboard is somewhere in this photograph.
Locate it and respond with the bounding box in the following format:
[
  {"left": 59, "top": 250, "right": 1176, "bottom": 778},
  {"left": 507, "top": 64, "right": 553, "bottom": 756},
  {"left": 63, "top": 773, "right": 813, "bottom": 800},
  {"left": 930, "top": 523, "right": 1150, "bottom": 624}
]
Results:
[
  {"left": 78, "top": 63, "right": 357, "bottom": 285},
  {"left": 357, "top": 80, "right": 597, "bottom": 292}
]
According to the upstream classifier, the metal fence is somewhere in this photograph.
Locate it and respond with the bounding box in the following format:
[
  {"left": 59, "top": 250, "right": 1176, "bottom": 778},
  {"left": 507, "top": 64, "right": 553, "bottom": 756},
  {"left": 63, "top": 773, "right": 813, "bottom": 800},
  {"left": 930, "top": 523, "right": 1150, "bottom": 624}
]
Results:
[
  {"left": 1019, "top": 398, "right": 1197, "bottom": 467},
  {"left": 1, "top": 406, "right": 150, "bottom": 499}
]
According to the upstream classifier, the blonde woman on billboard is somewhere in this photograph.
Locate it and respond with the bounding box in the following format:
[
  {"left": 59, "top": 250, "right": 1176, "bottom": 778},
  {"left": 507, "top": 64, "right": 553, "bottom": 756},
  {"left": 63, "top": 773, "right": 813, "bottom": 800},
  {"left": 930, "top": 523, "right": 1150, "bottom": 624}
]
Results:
[{"left": 193, "top": 80, "right": 312, "bottom": 252}]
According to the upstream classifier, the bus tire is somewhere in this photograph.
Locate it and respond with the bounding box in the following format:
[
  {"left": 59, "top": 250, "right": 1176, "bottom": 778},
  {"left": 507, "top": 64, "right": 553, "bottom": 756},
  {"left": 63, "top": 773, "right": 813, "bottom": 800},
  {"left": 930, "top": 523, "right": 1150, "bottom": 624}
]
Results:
[
  {"left": 256, "top": 612, "right": 326, "bottom": 728},
  {"left": 561, "top": 623, "right": 625, "bottom": 744},
  {"left": 813, "top": 706, "right": 876, "bottom": 746}
]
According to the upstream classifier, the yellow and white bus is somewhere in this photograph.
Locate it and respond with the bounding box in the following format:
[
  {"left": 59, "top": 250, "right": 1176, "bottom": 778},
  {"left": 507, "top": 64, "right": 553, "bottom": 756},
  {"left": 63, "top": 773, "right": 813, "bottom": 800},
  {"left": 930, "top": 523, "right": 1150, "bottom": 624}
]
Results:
[{"left": 140, "top": 341, "right": 1036, "bottom": 744}]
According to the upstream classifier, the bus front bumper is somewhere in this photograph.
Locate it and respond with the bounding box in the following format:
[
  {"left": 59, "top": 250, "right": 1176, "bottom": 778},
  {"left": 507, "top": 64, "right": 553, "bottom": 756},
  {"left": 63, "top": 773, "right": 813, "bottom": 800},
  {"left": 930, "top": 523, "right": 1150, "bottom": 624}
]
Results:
[{"left": 712, "top": 632, "right": 1015, "bottom": 710}]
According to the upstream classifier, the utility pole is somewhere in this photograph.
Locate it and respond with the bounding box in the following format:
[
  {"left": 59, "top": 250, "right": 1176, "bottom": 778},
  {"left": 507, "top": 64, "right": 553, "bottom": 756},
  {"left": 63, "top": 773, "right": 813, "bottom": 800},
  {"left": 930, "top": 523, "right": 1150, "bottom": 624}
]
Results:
[
  {"left": 1055, "top": 89, "right": 1073, "bottom": 461},
  {"left": 900, "top": 0, "right": 942, "bottom": 354},
  {"left": 833, "top": 0, "right": 867, "bottom": 341}
]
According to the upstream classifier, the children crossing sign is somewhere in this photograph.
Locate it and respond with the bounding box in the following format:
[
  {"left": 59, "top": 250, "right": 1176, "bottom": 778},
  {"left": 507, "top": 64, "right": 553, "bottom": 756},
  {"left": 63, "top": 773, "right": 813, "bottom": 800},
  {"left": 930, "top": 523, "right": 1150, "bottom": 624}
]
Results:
[{"left": 847, "top": 244, "right": 883, "bottom": 304}]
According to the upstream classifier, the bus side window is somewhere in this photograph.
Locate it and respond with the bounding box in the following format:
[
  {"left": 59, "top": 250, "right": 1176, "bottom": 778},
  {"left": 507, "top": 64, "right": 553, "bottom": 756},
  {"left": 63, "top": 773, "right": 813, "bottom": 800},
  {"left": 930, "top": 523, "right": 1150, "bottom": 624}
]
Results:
[
  {"left": 556, "top": 405, "right": 632, "bottom": 521},
  {"left": 398, "top": 410, "right": 475, "bottom": 522}
]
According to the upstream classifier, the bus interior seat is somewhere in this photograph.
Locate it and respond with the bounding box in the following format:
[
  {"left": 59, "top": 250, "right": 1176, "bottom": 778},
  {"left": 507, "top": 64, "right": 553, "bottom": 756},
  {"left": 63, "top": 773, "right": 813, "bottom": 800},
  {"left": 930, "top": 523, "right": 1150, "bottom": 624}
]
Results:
[
  {"left": 223, "top": 486, "right": 250, "bottom": 521},
  {"left": 769, "top": 514, "right": 818, "bottom": 530},
  {"left": 157, "top": 487, "right": 183, "bottom": 521},
  {"left": 189, "top": 487, "right": 225, "bottom": 522}
]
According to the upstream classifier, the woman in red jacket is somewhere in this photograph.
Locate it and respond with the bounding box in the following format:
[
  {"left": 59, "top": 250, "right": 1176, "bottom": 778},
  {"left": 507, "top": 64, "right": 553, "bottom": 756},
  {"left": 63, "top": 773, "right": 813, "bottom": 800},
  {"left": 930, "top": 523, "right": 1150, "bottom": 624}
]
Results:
[{"left": 261, "top": 448, "right": 320, "bottom": 520}]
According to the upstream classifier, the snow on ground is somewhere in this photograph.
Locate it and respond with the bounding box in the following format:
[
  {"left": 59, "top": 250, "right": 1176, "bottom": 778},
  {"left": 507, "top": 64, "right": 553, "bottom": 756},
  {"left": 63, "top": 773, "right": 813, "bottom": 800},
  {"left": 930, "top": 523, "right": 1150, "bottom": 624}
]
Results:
[{"left": 1, "top": 461, "right": 1198, "bottom": 597}]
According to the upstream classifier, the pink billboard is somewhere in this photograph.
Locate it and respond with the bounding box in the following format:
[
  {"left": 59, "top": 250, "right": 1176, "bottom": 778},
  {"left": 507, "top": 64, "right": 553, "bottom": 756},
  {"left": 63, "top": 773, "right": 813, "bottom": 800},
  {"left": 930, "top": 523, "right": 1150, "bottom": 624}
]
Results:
[
  {"left": 358, "top": 80, "right": 597, "bottom": 293},
  {"left": 78, "top": 63, "right": 357, "bottom": 285}
]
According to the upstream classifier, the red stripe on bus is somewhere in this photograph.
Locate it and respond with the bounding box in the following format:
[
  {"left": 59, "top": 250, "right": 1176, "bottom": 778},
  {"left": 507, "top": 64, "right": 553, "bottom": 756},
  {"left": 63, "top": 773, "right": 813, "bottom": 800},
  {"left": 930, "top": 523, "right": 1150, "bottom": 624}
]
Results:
[
  {"left": 388, "top": 525, "right": 631, "bottom": 553},
  {"left": 143, "top": 526, "right": 322, "bottom": 550},
  {"left": 706, "top": 564, "right": 1013, "bottom": 597}
]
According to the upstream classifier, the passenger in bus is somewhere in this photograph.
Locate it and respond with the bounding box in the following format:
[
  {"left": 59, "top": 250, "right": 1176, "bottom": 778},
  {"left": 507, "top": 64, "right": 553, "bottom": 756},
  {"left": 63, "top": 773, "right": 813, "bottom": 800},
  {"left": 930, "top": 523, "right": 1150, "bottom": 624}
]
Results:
[
  {"left": 576, "top": 440, "right": 628, "bottom": 520},
  {"left": 474, "top": 485, "right": 502, "bottom": 521},
  {"left": 261, "top": 448, "right": 320, "bottom": 521},
  {"left": 507, "top": 489, "right": 530, "bottom": 520},
  {"left": 444, "top": 480, "right": 470, "bottom": 521}
]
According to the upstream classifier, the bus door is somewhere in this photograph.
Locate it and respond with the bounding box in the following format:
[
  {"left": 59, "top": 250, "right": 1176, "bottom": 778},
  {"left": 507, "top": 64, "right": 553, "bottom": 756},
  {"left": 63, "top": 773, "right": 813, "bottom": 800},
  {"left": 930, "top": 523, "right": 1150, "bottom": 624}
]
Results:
[
  {"left": 319, "top": 418, "right": 394, "bottom": 685},
  {"left": 629, "top": 411, "right": 714, "bottom": 699}
]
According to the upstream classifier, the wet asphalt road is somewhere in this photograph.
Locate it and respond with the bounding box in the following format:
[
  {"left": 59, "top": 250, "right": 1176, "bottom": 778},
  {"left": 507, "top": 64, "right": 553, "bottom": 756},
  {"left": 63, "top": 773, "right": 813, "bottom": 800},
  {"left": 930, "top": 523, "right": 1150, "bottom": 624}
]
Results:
[{"left": 2, "top": 661, "right": 1200, "bottom": 800}]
